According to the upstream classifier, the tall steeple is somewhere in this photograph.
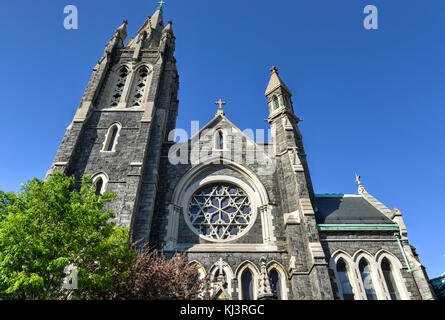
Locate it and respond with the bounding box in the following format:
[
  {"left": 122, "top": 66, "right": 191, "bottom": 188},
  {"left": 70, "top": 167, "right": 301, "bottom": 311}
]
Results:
[
  {"left": 126, "top": 4, "right": 166, "bottom": 53},
  {"left": 150, "top": 4, "right": 164, "bottom": 30}
]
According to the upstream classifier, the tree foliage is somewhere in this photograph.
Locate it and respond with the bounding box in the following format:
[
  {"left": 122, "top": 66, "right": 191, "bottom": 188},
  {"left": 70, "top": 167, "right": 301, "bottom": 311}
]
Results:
[
  {"left": 114, "top": 247, "right": 204, "bottom": 300},
  {"left": 0, "top": 172, "right": 134, "bottom": 300}
]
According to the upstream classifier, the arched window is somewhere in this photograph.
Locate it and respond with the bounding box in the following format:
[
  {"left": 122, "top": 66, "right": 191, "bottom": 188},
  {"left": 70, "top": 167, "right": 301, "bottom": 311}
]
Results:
[
  {"left": 241, "top": 269, "right": 254, "bottom": 300},
  {"left": 130, "top": 67, "right": 149, "bottom": 107},
  {"left": 110, "top": 66, "right": 129, "bottom": 106},
  {"left": 107, "top": 126, "right": 118, "bottom": 151},
  {"left": 381, "top": 258, "right": 401, "bottom": 300},
  {"left": 269, "top": 269, "right": 282, "bottom": 300},
  {"left": 283, "top": 95, "right": 289, "bottom": 108},
  {"left": 95, "top": 178, "right": 104, "bottom": 195},
  {"left": 336, "top": 259, "right": 354, "bottom": 300},
  {"left": 215, "top": 131, "right": 224, "bottom": 150},
  {"left": 273, "top": 96, "right": 279, "bottom": 110},
  {"left": 93, "top": 173, "right": 108, "bottom": 195},
  {"left": 102, "top": 123, "right": 121, "bottom": 152},
  {"left": 359, "top": 259, "right": 378, "bottom": 300}
]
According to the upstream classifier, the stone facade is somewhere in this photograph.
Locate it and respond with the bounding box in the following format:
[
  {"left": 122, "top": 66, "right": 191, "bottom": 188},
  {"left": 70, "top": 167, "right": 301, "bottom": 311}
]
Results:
[{"left": 48, "top": 6, "right": 436, "bottom": 300}]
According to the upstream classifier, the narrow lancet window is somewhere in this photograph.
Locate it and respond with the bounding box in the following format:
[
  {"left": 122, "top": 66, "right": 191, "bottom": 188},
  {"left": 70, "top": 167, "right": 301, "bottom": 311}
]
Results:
[
  {"left": 241, "top": 269, "right": 253, "bottom": 300},
  {"left": 269, "top": 269, "right": 282, "bottom": 300},
  {"left": 107, "top": 126, "right": 118, "bottom": 151},
  {"left": 216, "top": 131, "right": 224, "bottom": 150},
  {"left": 130, "top": 67, "right": 149, "bottom": 107},
  {"left": 359, "top": 259, "right": 378, "bottom": 300},
  {"left": 103, "top": 124, "right": 121, "bottom": 152},
  {"left": 336, "top": 259, "right": 354, "bottom": 300},
  {"left": 95, "top": 178, "right": 104, "bottom": 195},
  {"left": 273, "top": 96, "right": 279, "bottom": 110},
  {"left": 110, "top": 67, "right": 129, "bottom": 106},
  {"left": 381, "top": 258, "right": 401, "bottom": 300}
]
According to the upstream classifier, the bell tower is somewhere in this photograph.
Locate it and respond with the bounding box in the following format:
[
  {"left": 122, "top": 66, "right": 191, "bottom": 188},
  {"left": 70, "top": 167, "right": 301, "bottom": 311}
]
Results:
[{"left": 48, "top": 4, "right": 179, "bottom": 242}]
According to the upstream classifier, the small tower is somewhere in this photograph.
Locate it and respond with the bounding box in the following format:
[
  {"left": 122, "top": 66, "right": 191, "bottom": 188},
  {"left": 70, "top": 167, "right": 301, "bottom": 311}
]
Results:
[
  {"left": 265, "top": 66, "right": 294, "bottom": 114},
  {"left": 48, "top": 5, "right": 179, "bottom": 243},
  {"left": 265, "top": 66, "right": 334, "bottom": 300}
]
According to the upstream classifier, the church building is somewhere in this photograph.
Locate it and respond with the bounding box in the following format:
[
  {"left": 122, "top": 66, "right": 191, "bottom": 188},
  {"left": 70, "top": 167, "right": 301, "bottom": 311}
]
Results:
[{"left": 47, "top": 5, "right": 436, "bottom": 300}]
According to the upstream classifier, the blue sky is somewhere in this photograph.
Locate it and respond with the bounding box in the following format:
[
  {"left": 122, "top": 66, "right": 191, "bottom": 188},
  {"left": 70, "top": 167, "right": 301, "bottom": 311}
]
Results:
[{"left": 0, "top": 1, "right": 444, "bottom": 278}]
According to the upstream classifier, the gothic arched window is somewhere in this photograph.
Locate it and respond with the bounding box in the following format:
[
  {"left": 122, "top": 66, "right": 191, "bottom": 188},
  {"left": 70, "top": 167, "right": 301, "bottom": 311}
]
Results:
[
  {"left": 269, "top": 269, "right": 282, "bottom": 300},
  {"left": 215, "top": 131, "right": 224, "bottom": 150},
  {"left": 336, "top": 259, "right": 354, "bottom": 300},
  {"left": 359, "top": 258, "right": 378, "bottom": 300},
  {"left": 95, "top": 178, "right": 104, "bottom": 195},
  {"left": 93, "top": 173, "right": 108, "bottom": 195},
  {"left": 130, "top": 66, "right": 149, "bottom": 107},
  {"left": 105, "top": 125, "right": 120, "bottom": 152},
  {"left": 381, "top": 258, "right": 401, "bottom": 300},
  {"left": 241, "top": 269, "right": 254, "bottom": 300},
  {"left": 273, "top": 96, "right": 279, "bottom": 110},
  {"left": 109, "top": 66, "right": 129, "bottom": 106}
]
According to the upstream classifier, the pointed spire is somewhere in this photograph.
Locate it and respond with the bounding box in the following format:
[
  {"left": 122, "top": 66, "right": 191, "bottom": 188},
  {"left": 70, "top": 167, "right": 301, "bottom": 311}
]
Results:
[
  {"left": 162, "top": 20, "right": 174, "bottom": 35},
  {"left": 115, "top": 20, "right": 128, "bottom": 42},
  {"left": 265, "top": 66, "right": 291, "bottom": 96},
  {"left": 150, "top": 4, "right": 164, "bottom": 29},
  {"left": 257, "top": 257, "right": 275, "bottom": 300}
]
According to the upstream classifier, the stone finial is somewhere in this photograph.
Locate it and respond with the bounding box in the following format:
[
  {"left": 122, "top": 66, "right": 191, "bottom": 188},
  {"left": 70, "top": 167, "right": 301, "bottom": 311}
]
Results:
[
  {"left": 355, "top": 173, "right": 366, "bottom": 194},
  {"left": 257, "top": 257, "right": 274, "bottom": 300},
  {"left": 115, "top": 20, "right": 128, "bottom": 41},
  {"left": 270, "top": 66, "right": 279, "bottom": 74},
  {"left": 163, "top": 20, "right": 174, "bottom": 35}
]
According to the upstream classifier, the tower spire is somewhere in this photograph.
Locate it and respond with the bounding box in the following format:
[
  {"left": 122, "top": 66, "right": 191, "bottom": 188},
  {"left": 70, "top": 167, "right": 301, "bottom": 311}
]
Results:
[
  {"left": 150, "top": 1, "right": 165, "bottom": 29},
  {"left": 265, "top": 66, "right": 291, "bottom": 96}
]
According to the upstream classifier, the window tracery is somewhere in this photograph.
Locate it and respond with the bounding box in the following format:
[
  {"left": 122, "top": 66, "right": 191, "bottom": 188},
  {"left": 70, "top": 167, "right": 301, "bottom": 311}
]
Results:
[
  {"left": 110, "top": 67, "right": 129, "bottom": 106},
  {"left": 187, "top": 183, "right": 253, "bottom": 241}
]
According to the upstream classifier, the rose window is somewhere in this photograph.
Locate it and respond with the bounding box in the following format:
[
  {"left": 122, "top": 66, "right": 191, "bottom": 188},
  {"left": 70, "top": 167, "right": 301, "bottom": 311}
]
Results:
[{"left": 188, "top": 183, "right": 253, "bottom": 241}]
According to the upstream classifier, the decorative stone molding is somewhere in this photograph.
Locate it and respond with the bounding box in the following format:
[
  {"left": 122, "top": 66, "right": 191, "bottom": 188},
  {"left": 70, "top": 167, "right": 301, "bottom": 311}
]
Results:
[
  {"left": 284, "top": 210, "right": 300, "bottom": 226},
  {"left": 299, "top": 198, "right": 315, "bottom": 216},
  {"left": 309, "top": 242, "right": 326, "bottom": 264},
  {"left": 257, "top": 257, "right": 274, "bottom": 300}
]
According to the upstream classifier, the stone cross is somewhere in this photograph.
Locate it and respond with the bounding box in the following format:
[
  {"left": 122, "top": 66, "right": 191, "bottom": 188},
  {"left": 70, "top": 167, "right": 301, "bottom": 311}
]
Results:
[
  {"left": 214, "top": 99, "right": 226, "bottom": 116},
  {"left": 215, "top": 99, "right": 226, "bottom": 109},
  {"left": 158, "top": 0, "right": 166, "bottom": 7}
]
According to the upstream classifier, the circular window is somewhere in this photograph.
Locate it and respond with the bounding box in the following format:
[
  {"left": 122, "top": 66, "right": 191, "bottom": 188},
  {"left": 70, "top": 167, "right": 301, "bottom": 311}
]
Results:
[{"left": 188, "top": 183, "right": 253, "bottom": 241}]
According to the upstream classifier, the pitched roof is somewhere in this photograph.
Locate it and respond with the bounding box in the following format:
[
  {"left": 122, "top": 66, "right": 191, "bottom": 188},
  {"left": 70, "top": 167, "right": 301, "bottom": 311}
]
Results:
[
  {"left": 314, "top": 195, "right": 394, "bottom": 224},
  {"left": 265, "top": 66, "right": 291, "bottom": 96}
]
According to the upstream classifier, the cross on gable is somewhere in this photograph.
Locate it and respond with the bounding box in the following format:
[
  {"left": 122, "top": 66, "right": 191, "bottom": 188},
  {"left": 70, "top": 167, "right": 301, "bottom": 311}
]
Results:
[
  {"left": 158, "top": 0, "right": 166, "bottom": 7},
  {"left": 215, "top": 99, "right": 226, "bottom": 109},
  {"left": 214, "top": 99, "right": 226, "bottom": 116}
]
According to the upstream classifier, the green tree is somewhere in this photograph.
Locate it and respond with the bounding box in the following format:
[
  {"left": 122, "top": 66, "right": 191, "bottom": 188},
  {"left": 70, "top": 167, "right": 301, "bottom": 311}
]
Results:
[{"left": 0, "top": 172, "right": 135, "bottom": 300}]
